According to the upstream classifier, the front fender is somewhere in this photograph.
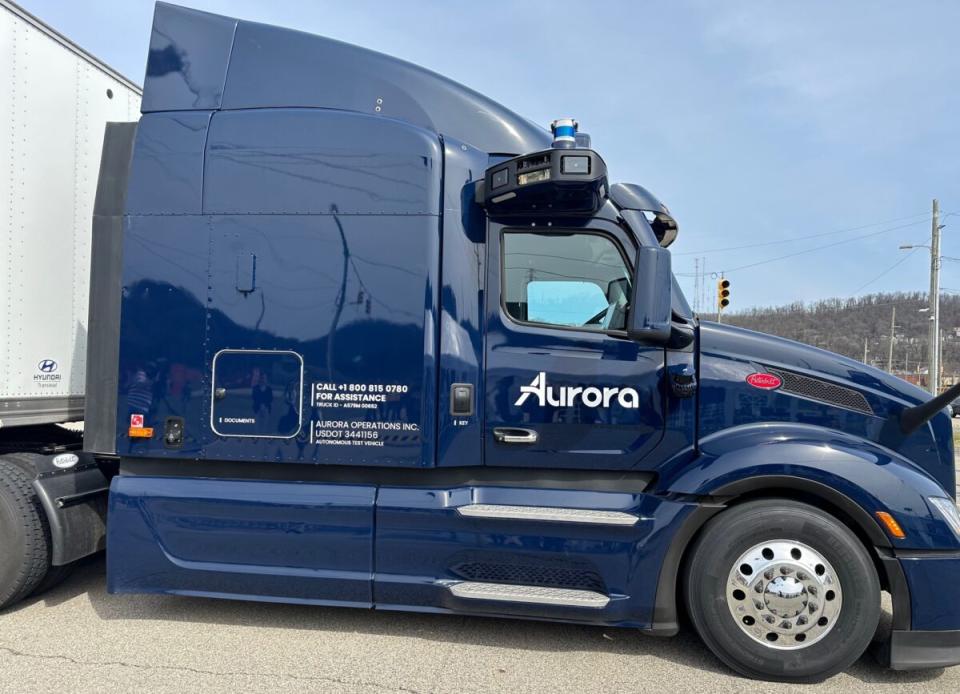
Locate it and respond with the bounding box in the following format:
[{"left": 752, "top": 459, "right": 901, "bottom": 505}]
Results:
[{"left": 658, "top": 423, "right": 960, "bottom": 551}]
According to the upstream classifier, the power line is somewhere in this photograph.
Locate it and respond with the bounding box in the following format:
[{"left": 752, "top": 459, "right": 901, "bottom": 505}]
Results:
[
  {"left": 676, "top": 217, "right": 933, "bottom": 277},
  {"left": 850, "top": 235, "right": 927, "bottom": 294},
  {"left": 673, "top": 211, "right": 932, "bottom": 256}
]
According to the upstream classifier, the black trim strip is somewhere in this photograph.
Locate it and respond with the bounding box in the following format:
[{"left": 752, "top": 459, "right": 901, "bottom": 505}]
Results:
[
  {"left": 648, "top": 503, "right": 725, "bottom": 636},
  {"left": 85, "top": 121, "right": 137, "bottom": 456},
  {"left": 709, "top": 475, "right": 892, "bottom": 548},
  {"left": 118, "top": 458, "right": 655, "bottom": 494},
  {"left": 891, "top": 549, "right": 960, "bottom": 559},
  {"left": 878, "top": 553, "right": 913, "bottom": 632}
]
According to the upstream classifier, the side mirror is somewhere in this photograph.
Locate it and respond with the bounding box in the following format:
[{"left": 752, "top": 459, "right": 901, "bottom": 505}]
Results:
[{"left": 627, "top": 246, "right": 672, "bottom": 343}]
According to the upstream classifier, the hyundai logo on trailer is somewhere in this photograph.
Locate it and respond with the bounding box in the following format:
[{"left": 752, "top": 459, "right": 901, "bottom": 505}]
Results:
[
  {"left": 550, "top": 118, "right": 578, "bottom": 149},
  {"left": 38, "top": 359, "right": 57, "bottom": 373}
]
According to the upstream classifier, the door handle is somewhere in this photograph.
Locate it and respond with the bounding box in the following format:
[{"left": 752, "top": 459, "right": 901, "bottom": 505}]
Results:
[{"left": 493, "top": 427, "right": 538, "bottom": 445}]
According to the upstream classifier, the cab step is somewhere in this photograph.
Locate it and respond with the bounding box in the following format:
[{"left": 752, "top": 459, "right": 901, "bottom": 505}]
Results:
[
  {"left": 448, "top": 581, "right": 610, "bottom": 608},
  {"left": 456, "top": 504, "right": 640, "bottom": 526}
]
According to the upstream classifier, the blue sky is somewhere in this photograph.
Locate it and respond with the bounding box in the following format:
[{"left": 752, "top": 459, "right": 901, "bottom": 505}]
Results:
[{"left": 20, "top": 0, "right": 960, "bottom": 312}]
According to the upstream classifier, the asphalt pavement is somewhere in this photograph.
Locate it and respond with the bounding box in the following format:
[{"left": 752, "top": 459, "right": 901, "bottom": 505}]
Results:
[{"left": 1, "top": 559, "right": 957, "bottom": 694}]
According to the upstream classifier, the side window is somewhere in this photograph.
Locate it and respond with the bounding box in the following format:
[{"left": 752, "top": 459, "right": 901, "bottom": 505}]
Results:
[{"left": 502, "top": 232, "right": 632, "bottom": 332}]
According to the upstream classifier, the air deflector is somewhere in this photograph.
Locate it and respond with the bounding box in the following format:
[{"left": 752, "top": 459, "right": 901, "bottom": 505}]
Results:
[{"left": 143, "top": 3, "right": 552, "bottom": 155}]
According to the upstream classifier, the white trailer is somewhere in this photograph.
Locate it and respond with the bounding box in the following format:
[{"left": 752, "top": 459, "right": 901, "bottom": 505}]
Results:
[{"left": 0, "top": 0, "right": 141, "bottom": 429}]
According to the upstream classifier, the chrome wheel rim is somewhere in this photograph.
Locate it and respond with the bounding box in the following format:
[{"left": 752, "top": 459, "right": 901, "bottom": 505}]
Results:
[{"left": 726, "top": 539, "right": 842, "bottom": 649}]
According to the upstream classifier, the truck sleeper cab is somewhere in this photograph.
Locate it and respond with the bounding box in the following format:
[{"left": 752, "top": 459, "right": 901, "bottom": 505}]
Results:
[{"left": 2, "top": 2, "right": 960, "bottom": 684}]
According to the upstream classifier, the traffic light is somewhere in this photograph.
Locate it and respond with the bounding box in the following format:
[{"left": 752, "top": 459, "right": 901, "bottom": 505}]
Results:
[{"left": 717, "top": 278, "right": 731, "bottom": 311}]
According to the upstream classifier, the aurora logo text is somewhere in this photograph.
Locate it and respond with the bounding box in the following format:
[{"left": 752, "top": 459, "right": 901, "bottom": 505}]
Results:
[{"left": 515, "top": 372, "right": 640, "bottom": 409}]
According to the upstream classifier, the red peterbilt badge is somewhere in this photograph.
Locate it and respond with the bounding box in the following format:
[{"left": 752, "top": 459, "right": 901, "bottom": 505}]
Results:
[{"left": 746, "top": 373, "right": 782, "bottom": 390}]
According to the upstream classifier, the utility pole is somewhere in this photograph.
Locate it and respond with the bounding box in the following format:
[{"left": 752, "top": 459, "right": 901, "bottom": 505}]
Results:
[
  {"left": 696, "top": 258, "right": 706, "bottom": 313},
  {"left": 941, "top": 328, "right": 945, "bottom": 388},
  {"left": 887, "top": 305, "right": 896, "bottom": 372},
  {"left": 701, "top": 257, "right": 707, "bottom": 312},
  {"left": 929, "top": 199, "right": 941, "bottom": 394},
  {"left": 693, "top": 258, "right": 700, "bottom": 313},
  {"left": 863, "top": 337, "right": 869, "bottom": 365}
]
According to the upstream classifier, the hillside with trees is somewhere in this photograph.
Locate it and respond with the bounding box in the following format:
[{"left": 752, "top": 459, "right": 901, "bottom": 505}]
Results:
[{"left": 709, "top": 292, "right": 960, "bottom": 385}]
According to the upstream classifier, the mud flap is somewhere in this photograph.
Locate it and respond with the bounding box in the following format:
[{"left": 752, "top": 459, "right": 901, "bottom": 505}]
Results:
[{"left": 32, "top": 452, "right": 109, "bottom": 566}]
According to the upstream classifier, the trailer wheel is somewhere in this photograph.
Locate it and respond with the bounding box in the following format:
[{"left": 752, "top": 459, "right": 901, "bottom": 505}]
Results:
[
  {"left": 0, "top": 460, "right": 51, "bottom": 610},
  {"left": 684, "top": 499, "right": 880, "bottom": 682}
]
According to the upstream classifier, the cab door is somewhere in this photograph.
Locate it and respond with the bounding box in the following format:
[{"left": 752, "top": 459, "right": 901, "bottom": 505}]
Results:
[
  {"left": 484, "top": 221, "right": 666, "bottom": 470},
  {"left": 372, "top": 219, "right": 668, "bottom": 620}
]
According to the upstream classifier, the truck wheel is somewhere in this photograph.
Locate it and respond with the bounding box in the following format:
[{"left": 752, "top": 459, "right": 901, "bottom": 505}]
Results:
[
  {"left": 684, "top": 499, "right": 880, "bottom": 682},
  {"left": 0, "top": 460, "right": 51, "bottom": 609}
]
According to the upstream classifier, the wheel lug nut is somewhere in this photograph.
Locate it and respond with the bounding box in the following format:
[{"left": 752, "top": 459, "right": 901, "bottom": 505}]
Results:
[
  {"left": 808, "top": 603, "right": 818, "bottom": 614},
  {"left": 780, "top": 566, "right": 792, "bottom": 575},
  {"left": 754, "top": 600, "right": 764, "bottom": 610},
  {"left": 797, "top": 616, "right": 808, "bottom": 625},
  {"left": 807, "top": 586, "right": 817, "bottom": 596},
  {"left": 780, "top": 621, "right": 792, "bottom": 629},
  {"left": 764, "top": 569, "right": 775, "bottom": 580},
  {"left": 797, "top": 572, "right": 808, "bottom": 581}
]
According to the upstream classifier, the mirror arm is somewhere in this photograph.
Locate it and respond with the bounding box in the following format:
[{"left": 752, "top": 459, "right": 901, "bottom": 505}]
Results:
[{"left": 666, "top": 320, "right": 695, "bottom": 349}]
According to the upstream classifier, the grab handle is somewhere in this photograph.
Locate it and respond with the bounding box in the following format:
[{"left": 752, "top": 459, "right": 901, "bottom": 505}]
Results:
[{"left": 493, "top": 427, "right": 538, "bottom": 445}]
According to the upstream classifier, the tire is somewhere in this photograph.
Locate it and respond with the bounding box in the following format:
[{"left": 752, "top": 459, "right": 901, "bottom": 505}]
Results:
[
  {"left": 30, "top": 562, "right": 75, "bottom": 598},
  {"left": 0, "top": 459, "right": 51, "bottom": 610},
  {"left": 684, "top": 499, "right": 880, "bottom": 682}
]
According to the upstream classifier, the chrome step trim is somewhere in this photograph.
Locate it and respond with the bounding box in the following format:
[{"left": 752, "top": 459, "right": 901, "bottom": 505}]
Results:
[
  {"left": 448, "top": 581, "right": 610, "bottom": 608},
  {"left": 457, "top": 503, "right": 640, "bottom": 526}
]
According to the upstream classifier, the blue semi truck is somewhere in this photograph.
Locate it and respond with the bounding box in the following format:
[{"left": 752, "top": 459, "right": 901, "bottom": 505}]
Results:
[{"left": 1, "top": 2, "right": 959, "bottom": 682}]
